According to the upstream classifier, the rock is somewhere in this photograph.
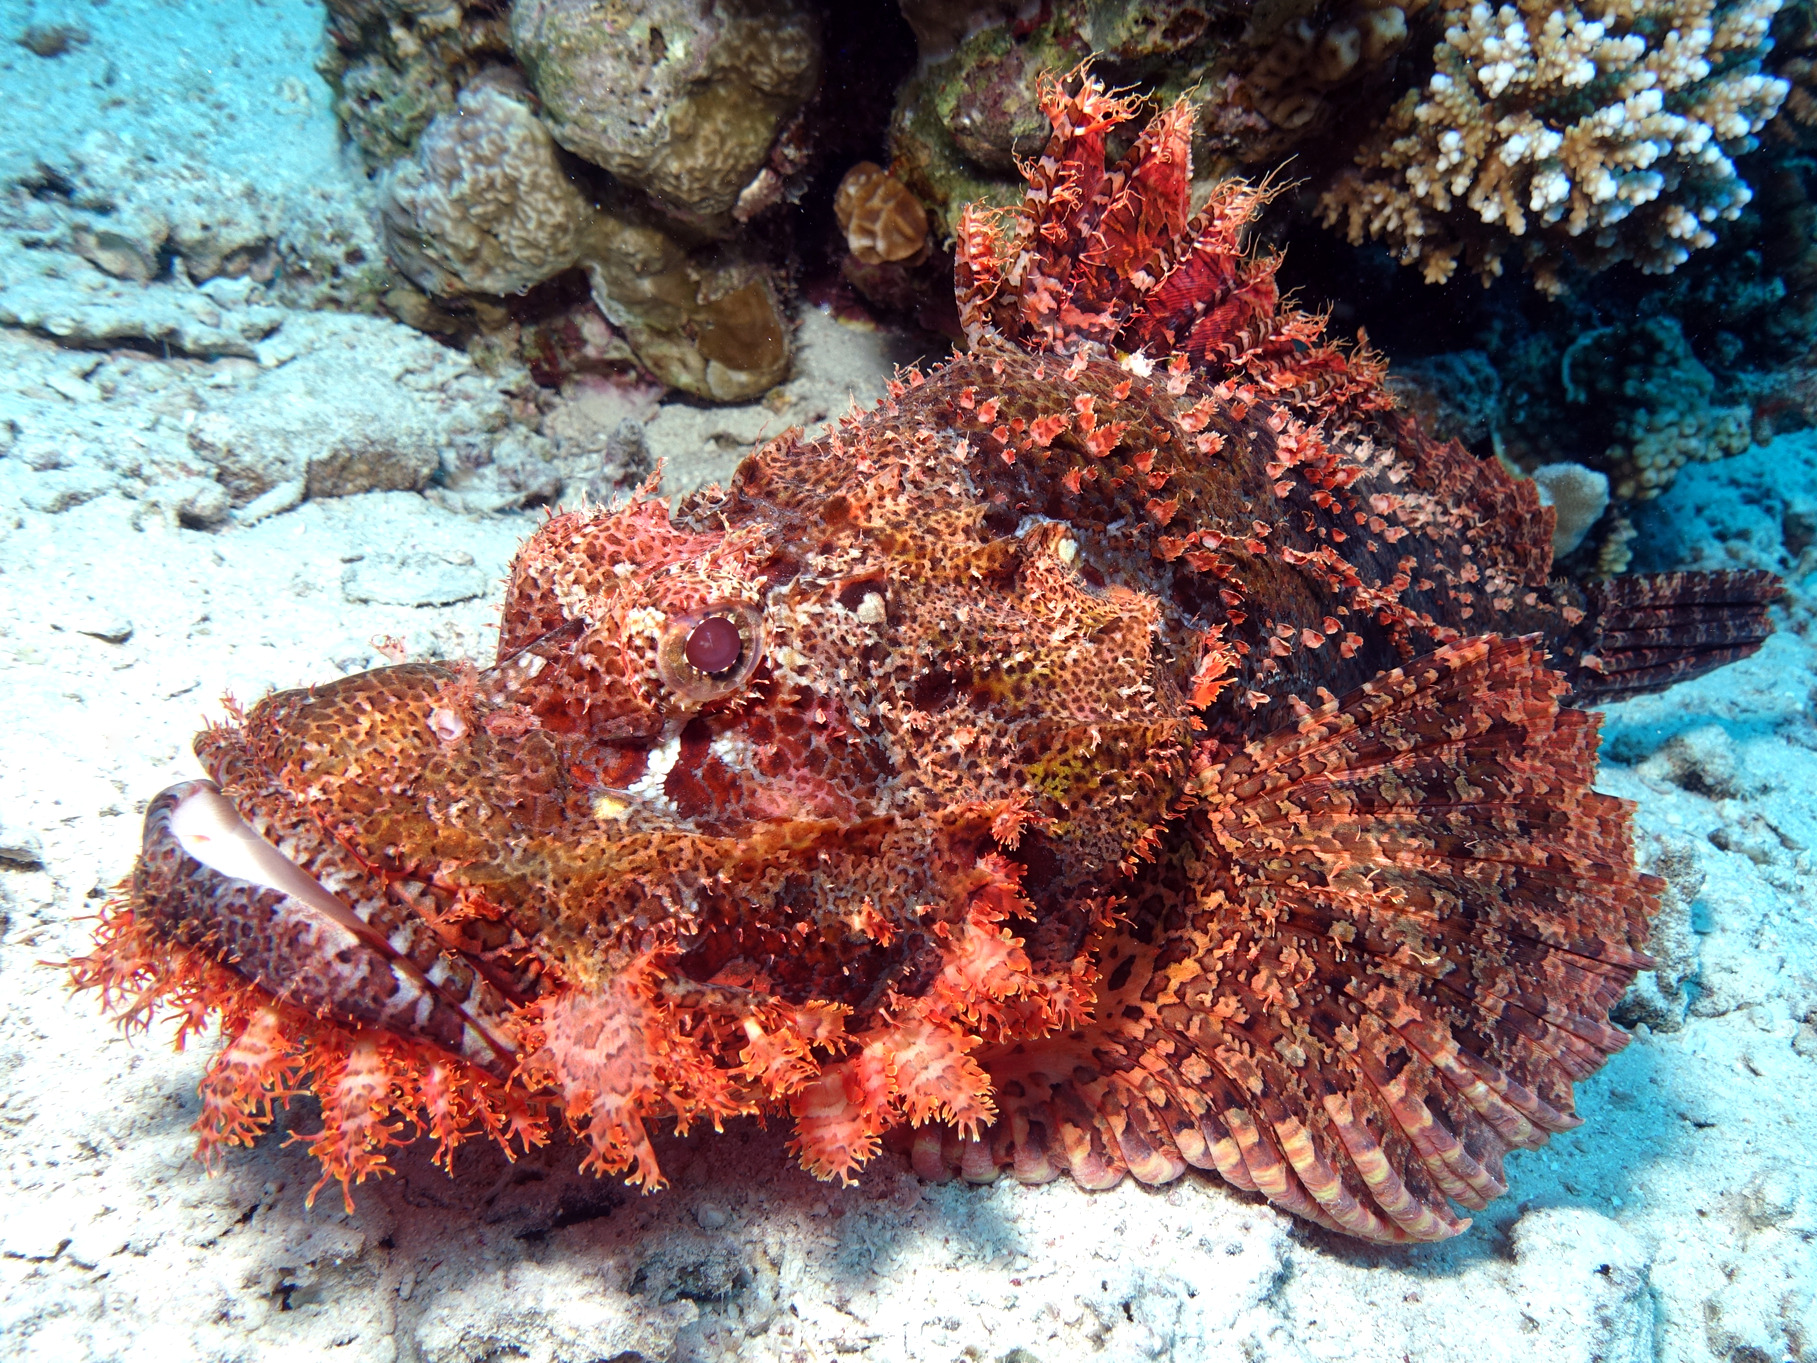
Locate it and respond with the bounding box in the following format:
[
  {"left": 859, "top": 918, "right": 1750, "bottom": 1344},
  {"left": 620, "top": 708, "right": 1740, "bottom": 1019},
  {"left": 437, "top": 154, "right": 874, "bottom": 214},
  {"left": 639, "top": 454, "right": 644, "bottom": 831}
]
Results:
[
  {"left": 1636, "top": 724, "right": 1747, "bottom": 799},
  {"left": 0, "top": 246, "right": 288, "bottom": 359},
  {"left": 1796, "top": 1012, "right": 1817, "bottom": 1060},
  {"left": 21, "top": 467, "right": 112, "bottom": 514},
  {"left": 182, "top": 312, "right": 511, "bottom": 503},
  {"left": 142, "top": 476, "right": 233, "bottom": 530},
  {"left": 1615, "top": 832, "right": 1704, "bottom": 1031},
  {"left": 45, "top": 371, "right": 102, "bottom": 404},
  {"left": 234, "top": 477, "right": 308, "bottom": 526},
  {"left": 343, "top": 553, "right": 489, "bottom": 607}
]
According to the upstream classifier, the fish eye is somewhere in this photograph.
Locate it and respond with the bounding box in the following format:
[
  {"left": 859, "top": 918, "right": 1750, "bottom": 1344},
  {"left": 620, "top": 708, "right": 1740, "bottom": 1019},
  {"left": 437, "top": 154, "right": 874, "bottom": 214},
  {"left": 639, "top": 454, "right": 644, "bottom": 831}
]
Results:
[
  {"left": 685, "top": 615, "right": 743, "bottom": 675},
  {"left": 656, "top": 602, "right": 764, "bottom": 706}
]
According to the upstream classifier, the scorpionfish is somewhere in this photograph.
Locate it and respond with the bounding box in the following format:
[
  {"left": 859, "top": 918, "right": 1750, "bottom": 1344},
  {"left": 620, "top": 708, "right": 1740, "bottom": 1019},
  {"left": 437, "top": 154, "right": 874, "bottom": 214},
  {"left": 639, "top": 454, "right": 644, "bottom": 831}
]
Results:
[{"left": 73, "top": 74, "right": 1780, "bottom": 1243}]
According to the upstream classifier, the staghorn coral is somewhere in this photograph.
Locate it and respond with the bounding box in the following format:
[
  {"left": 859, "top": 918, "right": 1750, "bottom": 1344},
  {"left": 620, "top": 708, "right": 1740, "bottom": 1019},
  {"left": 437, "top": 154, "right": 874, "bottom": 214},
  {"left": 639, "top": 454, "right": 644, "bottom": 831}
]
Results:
[
  {"left": 72, "top": 73, "right": 1781, "bottom": 1241},
  {"left": 508, "top": 0, "right": 821, "bottom": 230},
  {"left": 1320, "top": 0, "right": 1790, "bottom": 292},
  {"left": 380, "top": 83, "right": 596, "bottom": 299}
]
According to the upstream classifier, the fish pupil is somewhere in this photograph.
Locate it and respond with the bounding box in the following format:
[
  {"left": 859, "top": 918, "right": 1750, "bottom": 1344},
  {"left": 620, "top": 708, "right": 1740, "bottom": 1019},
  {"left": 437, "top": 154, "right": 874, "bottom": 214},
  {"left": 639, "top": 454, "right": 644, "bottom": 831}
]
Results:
[{"left": 685, "top": 616, "right": 743, "bottom": 674}]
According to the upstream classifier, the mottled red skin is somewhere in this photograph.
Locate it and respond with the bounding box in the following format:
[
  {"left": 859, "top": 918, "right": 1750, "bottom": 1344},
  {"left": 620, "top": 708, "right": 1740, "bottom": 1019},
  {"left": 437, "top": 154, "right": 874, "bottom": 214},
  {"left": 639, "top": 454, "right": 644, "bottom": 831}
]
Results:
[{"left": 71, "top": 72, "right": 1778, "bottom": 1238}]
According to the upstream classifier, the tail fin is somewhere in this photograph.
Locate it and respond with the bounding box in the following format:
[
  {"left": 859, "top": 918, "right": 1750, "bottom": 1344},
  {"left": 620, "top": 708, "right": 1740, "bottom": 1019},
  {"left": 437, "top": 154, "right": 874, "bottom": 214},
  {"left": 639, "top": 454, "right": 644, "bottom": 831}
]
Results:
[
  {"left": 919, "top": 636, "right": 1657, "bottom": 1242},
  {"left": 1564, "top": 569, "right": 1781, "bottom": 704}
]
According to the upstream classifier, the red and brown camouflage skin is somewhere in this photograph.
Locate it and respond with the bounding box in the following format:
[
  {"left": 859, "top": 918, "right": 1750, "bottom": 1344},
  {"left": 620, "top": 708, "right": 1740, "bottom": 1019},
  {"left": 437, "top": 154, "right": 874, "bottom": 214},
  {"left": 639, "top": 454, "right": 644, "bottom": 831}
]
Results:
[{"left": 71, "top": 72, "right": 1778, "bottom": 1239}]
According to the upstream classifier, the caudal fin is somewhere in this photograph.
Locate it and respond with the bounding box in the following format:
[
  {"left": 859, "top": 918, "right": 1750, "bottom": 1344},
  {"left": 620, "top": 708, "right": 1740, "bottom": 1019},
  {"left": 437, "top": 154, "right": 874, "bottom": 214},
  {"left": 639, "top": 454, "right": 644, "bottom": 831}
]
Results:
[
  {"left": 918, "top": 636, "right": 1657, "bottom": 1242},
  {"left": 1565, "top": 569, "right": 1781, "bottom": 704}
]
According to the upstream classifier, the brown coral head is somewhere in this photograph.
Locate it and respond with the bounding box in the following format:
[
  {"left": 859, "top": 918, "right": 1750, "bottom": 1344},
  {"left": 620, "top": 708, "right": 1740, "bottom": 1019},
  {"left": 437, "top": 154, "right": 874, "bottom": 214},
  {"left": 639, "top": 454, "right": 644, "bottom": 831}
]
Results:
[
  {"left": 834, "top": 162, "right": 930, "bottom": 266},
  {"left": 658, "top": 602, "right": 765, "bottom": 704}
]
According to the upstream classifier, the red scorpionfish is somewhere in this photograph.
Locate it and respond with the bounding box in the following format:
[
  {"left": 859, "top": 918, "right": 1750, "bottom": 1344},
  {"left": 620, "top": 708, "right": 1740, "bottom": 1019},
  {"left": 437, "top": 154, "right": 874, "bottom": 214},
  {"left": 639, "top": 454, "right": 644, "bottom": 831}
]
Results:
[{"left": 72, "top": 74, "right": 1780, "bottom": 1243}]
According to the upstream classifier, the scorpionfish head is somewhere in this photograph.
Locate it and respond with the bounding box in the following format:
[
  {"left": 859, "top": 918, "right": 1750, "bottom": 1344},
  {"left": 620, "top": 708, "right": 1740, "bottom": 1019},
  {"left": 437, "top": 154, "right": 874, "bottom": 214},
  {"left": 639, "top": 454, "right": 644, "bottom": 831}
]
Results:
[{"left": 125, "top": 434, "right": 1205, "bottom": 1190}]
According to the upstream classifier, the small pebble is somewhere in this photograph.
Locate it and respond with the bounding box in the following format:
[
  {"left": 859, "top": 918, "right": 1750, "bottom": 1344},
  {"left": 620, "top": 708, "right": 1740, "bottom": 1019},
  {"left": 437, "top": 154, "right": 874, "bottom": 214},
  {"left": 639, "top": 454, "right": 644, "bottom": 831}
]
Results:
[
  {"left": 694, "top": 1204, "right": 727, "bottom": 1230},
  {"left": 74, "top": 609, "right": 133, "bottom": 644},
  {"left": 0, "top": 816, "right": 44, "bottom": 870}
]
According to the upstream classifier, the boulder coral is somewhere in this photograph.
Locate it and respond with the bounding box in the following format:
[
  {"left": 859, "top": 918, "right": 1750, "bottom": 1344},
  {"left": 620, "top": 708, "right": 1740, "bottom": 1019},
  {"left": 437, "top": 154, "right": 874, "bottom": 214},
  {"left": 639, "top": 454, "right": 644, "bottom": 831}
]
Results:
[
  {"left": 378, "top": 82, "right": 791, "bottom": 403},
  {"left": 583, "top": 218, "right": 792, "bottom": 402},
  {"left": 508, "top": 0, "right": 821, "bottom": 229},
  {"left": 1320, "top": 0, "right": 1790, "bottom": 292},
  {"left": 380, "top": 83, "right": 596, "bottom": 299}
]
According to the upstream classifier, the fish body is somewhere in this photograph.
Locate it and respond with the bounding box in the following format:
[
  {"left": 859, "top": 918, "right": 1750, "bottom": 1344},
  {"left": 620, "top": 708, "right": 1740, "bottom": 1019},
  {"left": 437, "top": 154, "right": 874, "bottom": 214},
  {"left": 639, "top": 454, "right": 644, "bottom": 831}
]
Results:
[{"left": 73, "top": 75, "right": 1778, "bottom": 1240}]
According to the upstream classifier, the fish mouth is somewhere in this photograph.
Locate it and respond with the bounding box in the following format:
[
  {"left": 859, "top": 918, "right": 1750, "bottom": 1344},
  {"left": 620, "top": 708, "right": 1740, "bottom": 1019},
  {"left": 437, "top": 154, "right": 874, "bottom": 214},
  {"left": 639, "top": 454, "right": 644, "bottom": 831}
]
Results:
[{"left": 136, "top": 779, "right": 521, "bottom": 1073}]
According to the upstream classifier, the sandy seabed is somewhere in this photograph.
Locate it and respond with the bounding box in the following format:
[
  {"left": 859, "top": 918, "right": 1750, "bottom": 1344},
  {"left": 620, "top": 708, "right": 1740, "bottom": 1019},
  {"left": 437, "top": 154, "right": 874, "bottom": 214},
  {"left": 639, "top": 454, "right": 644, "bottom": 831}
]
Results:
[{"left": 0, "top": 3, "right": 1813, "bottom": 1361}]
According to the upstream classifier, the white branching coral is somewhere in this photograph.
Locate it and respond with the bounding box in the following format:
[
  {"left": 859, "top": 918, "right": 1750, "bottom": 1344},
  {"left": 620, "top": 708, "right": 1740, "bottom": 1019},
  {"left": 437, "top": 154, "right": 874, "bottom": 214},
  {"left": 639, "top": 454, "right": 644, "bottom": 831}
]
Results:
[{"left": 1320, "top": 0, "right": 1790, "bottom": 292}]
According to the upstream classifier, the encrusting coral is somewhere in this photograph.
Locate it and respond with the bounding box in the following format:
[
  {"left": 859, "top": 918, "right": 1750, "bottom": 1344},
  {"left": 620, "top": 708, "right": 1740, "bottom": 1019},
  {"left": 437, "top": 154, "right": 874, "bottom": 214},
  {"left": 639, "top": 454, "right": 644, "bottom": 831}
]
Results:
[
  {"left": 71, "top": 71, "right": 1780, "bottom": 1242},
  {"left": 1320, "top": 0, "right": 1790, "bottom": 292},
  {"left": 320, "top": 0, "right": 512, "bottom": 166}
]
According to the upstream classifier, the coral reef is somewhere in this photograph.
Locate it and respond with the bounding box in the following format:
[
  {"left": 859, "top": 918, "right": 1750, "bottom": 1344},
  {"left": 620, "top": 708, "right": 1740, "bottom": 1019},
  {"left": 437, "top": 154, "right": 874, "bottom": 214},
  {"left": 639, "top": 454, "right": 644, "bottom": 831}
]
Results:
[
  {"left": 321, "top": 0, "right": 811, "bottom": 402},
  {"left": 889, "top": 0, "right": 1418, "bottom": 240},
  {"left": 1320, "top": 0, "right": 1790, "bottom": 292},
  {"left": 74, "top": 73, "right": 1780, "bottom": 1246},
  {"left": 381, "top": 83, "right": 595, "bottom": 299},
  {"left": 320, "top": 0, "right": 513, "bottom": 166},
  {"left": 373, "top": 79, "right": 791, "bottom": 403},
  {"left": 508, "top": 0, "right": 821, "bottom": 230},
  {"left": 1557, "top": 316, "right": 1752, "bottom": 499}
]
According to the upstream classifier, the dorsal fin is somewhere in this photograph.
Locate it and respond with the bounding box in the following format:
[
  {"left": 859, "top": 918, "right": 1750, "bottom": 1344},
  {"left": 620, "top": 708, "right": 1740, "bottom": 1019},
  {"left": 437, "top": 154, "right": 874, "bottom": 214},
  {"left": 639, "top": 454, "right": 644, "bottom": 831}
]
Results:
[{"left": 954, "top": 65, "right": 1394, "bottom": 431}]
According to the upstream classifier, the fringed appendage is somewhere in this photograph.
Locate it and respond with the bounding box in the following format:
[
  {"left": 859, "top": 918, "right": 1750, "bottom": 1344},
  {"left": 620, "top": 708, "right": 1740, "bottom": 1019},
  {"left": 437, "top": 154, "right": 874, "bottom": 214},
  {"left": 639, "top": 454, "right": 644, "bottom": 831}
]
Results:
[
  {"left": 929, "top": 635, "right": 1659, "bottom": 1242},
  {"left": 789, "top": 852, "right": 1096, "bottom": 1184},
  {"left": 68, "top": 901, "right": 547, "bottom": 1212}
]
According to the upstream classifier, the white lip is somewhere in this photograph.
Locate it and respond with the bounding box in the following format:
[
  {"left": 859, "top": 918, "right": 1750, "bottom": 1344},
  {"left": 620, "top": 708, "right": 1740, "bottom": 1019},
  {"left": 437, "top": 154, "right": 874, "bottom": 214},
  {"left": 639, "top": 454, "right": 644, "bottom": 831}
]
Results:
[
  {"left": 166, "top": 779, "right": 520, "bottom": 1064},
  {"left": 168, "top": 782, "right": 378, "bottom": 948}
]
